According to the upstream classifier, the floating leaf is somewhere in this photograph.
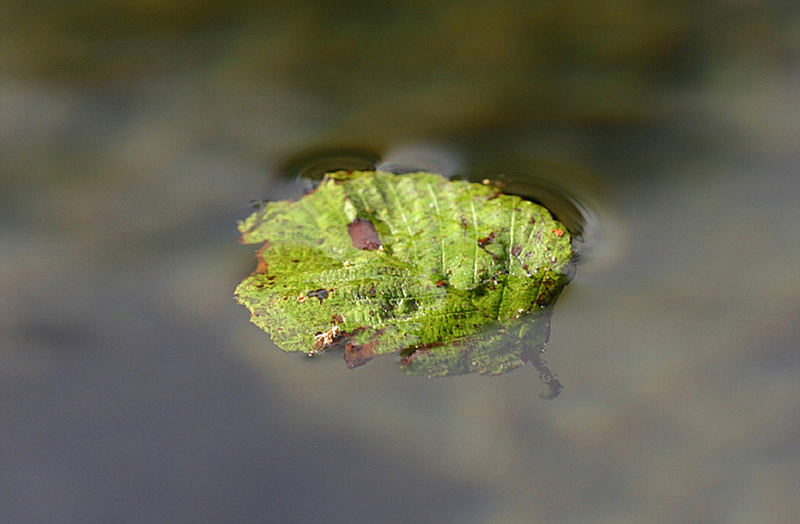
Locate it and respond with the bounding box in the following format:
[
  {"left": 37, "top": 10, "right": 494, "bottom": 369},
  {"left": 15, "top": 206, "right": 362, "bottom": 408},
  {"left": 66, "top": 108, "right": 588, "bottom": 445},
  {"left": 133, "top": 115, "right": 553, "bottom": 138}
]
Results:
[{"left": 235, "top": 171, "right": 574, "bottom": 393}]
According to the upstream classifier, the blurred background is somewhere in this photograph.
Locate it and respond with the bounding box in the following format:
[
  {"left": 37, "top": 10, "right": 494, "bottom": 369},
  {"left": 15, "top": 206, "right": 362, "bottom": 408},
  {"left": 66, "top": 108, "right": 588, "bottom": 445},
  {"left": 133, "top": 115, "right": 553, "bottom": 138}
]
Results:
[{"left": 2, "top": 1, "right": 800, "bottom": 522}]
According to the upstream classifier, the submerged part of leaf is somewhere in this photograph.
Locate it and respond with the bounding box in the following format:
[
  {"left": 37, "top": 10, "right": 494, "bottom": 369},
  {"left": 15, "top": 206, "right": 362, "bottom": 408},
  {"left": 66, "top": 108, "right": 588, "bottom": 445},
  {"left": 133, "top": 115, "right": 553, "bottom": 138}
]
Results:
[{"left": 235, "top": 170, "right": 574, "bottom": 383}]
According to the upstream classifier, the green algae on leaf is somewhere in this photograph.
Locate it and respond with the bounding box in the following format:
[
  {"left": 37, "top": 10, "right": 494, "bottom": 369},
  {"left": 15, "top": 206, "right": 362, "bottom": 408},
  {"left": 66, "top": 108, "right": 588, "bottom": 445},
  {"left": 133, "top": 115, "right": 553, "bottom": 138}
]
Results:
[{"left": 235, "top": 170, "right": 574, "bottom": 394}]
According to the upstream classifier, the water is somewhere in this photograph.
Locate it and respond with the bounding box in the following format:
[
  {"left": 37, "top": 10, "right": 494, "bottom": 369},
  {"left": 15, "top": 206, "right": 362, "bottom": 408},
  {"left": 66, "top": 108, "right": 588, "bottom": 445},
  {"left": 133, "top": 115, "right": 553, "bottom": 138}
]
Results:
[{"left": 3, "top": 2, "right": 800, "bottom": 523}]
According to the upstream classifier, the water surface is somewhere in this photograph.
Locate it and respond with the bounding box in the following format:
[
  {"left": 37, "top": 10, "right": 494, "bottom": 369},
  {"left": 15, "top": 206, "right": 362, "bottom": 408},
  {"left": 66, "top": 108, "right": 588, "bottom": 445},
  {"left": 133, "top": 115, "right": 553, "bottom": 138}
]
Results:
[{"left": 2, "top": 2, "right": 800, "bottom": 523}]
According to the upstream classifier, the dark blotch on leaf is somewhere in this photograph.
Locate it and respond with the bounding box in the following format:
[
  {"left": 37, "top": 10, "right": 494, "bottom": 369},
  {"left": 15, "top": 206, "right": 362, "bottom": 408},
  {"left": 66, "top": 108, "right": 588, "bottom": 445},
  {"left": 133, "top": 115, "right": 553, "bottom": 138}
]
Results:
[
  {"left": 348, "top": 218, "right": 382, "bottom": 250},
  {"left": 307, "top": 288, "right": 329, "bottom": 303}
]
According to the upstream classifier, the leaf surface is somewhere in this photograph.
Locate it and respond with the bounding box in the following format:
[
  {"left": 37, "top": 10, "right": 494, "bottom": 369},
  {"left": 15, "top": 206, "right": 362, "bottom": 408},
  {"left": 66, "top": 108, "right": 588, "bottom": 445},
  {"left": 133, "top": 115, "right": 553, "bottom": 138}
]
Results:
[{"left": 235, "top": 171, "right": 573, "bottom": 377}]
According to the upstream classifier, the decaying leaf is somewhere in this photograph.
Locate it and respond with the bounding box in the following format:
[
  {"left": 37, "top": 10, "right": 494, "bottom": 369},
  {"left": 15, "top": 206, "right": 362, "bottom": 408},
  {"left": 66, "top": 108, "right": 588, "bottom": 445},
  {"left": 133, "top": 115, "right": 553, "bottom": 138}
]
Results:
[{"left": 235, "top": 170, "right": 574, "bottom": 393}]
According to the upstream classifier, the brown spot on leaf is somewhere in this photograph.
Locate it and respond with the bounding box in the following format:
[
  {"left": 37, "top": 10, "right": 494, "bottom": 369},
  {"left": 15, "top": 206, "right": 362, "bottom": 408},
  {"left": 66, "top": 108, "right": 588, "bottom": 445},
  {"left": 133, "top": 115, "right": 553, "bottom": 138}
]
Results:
[
  {"left": 537, "top": 294, "right": 550, "bottom": 306},
  {"left": 478, "top": 232, "right": 499, "bottom": 261},
  {"left": 254, "top": 242, "right": 271, "bottom": 274},
  {"left": 348, "top": 218, "right": 382, "bottom": 250},
  {"left": 331, "top": 314, "right": 344, "bottom": 324},
  {"left": 478, "top": 232, "right": 495, "bottom": 247}
]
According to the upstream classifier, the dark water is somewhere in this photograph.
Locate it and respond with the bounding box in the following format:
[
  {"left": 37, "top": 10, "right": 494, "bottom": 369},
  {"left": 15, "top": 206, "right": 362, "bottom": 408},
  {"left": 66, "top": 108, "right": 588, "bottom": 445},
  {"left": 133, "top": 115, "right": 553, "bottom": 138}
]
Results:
[{"left": 3, "top": 2, "right": 800, "bottom": 523}]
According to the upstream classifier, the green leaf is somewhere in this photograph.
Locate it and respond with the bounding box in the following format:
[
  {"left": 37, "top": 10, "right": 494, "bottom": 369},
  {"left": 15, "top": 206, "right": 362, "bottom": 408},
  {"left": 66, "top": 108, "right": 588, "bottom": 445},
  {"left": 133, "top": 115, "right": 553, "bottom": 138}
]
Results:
[{"left": 235, "top": 171, "right": 573, "bottom": 385}]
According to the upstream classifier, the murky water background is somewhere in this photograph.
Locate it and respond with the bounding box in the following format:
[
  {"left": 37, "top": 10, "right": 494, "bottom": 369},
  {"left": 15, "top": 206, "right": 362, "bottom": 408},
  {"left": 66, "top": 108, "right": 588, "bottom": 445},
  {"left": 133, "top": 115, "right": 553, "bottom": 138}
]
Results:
[{"left": 3, "top": 2, "right": 800, "bottom": 522}]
